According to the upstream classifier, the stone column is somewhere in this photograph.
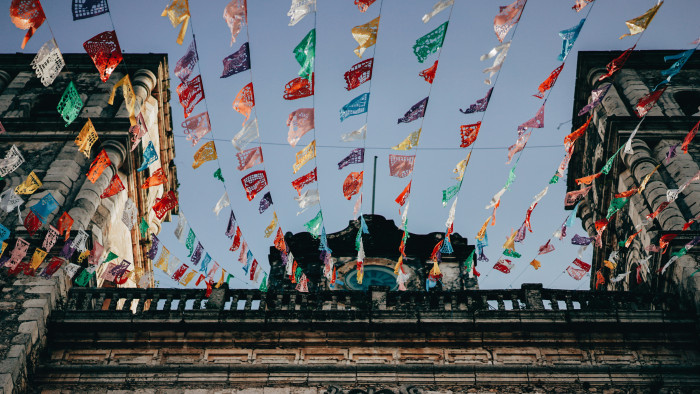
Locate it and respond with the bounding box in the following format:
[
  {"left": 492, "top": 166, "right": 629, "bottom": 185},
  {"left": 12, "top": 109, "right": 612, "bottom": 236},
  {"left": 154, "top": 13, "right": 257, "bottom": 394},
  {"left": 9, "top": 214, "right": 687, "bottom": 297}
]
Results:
[
  {"left": 0, "top": 70, "right": 11, "bottom": 94},
  {"left": 132, "top": 69, "right": 157, "bottom": 116},
  {"left": 67, "top": 140, "right": 127, "bottom": 231}
]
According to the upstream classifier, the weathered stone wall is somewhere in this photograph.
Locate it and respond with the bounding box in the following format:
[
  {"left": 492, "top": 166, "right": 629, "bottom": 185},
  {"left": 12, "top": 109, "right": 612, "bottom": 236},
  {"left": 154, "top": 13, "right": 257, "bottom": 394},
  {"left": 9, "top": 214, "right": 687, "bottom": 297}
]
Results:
[{"left": 0, "top": 270, "right": 70, "bottom": 394}]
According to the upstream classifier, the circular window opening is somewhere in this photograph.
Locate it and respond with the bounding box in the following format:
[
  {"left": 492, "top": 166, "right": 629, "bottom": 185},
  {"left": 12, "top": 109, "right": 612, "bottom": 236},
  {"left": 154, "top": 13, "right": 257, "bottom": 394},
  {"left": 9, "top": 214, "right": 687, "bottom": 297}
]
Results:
[{"left": 345, "top": 265, "right": 398, "bottom": 291}]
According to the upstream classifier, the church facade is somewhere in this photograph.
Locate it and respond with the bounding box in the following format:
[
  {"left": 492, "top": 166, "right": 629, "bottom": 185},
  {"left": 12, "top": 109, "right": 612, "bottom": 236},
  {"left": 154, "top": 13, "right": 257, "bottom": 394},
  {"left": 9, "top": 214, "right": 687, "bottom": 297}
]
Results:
[{"left": 567, "top": 49, "right": 700, "bottom": 309}]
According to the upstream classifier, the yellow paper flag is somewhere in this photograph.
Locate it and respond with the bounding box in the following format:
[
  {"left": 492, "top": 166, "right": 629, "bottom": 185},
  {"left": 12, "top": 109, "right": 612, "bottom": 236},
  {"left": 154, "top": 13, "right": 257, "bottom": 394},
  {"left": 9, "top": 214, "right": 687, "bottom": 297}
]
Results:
[
  {"left": 503, "top": 229, "right": 517, "bottom": 251},
  {"left": 392, "top": 129, "right": 421, "bottom": 151},
  {"left": 293, "top": 140, "right": 316, "bottom": 173},
  {"left": 619, "top": 2, "right": 663, "bottom": 39},
  {"left": 264, "top": 212, "right": 278, "bottom": 238},
  {"left": 453, "top": 152, "right": 472, "bottom": 181},
  {"left": 108, "top": 75, "right": 137, "bottom": 124},
  {"left": 29, "top": 248, "right": 47, "bottom": 270},
  {"left": 75, "top": 119, "right": 98, "bottom": 158},
  {"left": 180, "top": 269, "right": 197, "bottom": 286},
  {"left": 155, "top": 247, "right": 170, "bottom": 272},
  {"left": 639, "top": 164, "right": 661, "bottom": 193},
  {"left": 351, "top": 16, "right": 380, "bottom": 58},
  {"left": 192, "top": 141, "right": 218, "bottom": 169},
  {"left": 162, "top": 0, "right": 191, "bottom": 45},
  {"left": 15, "top": 171, "right": 42, "bottom": 195},
  {"left": 476, "top": 217, "right": 490, "bottom": 241}
]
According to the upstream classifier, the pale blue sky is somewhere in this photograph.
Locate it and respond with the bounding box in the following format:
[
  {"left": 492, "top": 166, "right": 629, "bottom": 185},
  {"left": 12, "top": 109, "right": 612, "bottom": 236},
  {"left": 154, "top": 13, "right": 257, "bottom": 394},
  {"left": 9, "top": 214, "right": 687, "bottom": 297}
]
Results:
[{"left": 3, "top": 0, "right": 699, "bottom": 290}]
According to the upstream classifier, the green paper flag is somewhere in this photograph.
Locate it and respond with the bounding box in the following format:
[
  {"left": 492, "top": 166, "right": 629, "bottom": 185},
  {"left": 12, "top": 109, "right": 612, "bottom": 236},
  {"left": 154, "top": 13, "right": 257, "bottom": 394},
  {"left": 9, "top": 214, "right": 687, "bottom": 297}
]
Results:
[
  {"left": 304, "top": 210, "right": 323, "bottom": 238},
  {"left": 294, "top": 29, "right": 316, "bottom": 80},
  {"left": 226, "top": 273, "right": 235, "bottom": 285},
  {"left": 185, "top": 229, "right": 196, "bottom": 256},
  {"left": 139, "top": 217, "right": 149, "bottom": 238},
  {"left": 259, "top": 273, "right": 268, "bottom": 292},
  {"left": 413, "top": 21, "right": 448, "bottom": 63},
  {"left": 549, "top": 173, "right": 560, "bottom": 184},
  {"left": 57, "top": 81, "right": 84, "bottom": 127},
  {"left": 213, "top": 168, "right": 225, "bottom": 182},
  {"left": 74, "top": 269, "right": 94, "bottom": 287},
  {"left": 606, "top": 197, "right": 629, "bottom": 219},
  {"left": 602, "top": 146, "right": 623, "bottom": 175},
  {"left": 295, "top": 266, "right": 303, "bottom": 282},
  {"left": 442, "top": 183, "right": 460, "bottom": 206},
  {"left": 505, "top": 163, "right": 518, "bottom": 190},
  {"left": 503, "top": 249, "right": 521, "bottom": 258},
  {"left": 672, "top": 247, "right": 687, "bottom": 258},
  {"left": 464, "top": 250, "right": 475, "bottom": 269},
  {"left": 103, "top": 251, "right": 118, "bottom": 264}
]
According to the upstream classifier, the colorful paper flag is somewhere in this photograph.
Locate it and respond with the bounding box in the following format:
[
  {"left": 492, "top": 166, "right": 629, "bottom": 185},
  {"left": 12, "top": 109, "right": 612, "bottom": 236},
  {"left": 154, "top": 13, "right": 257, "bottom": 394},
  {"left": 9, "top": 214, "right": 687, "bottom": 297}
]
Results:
[
  {"left": 351, "top": 16, "right": 380, "bottom": 58},
  {"left": 388, "top": 155, "right": 416, "bottom": 178},
  {"left": 176, "top": 75, "right": 205, "bottom": 118},
  {"left": 398, "top": 97, "right": 428, "bottom": 124},
  {"left": 344, "top": 58, "right": 373, "bottom": 90},
  {"left": 241, "top": 170, "right": 268, "bottom": 201},
  {"left": 162, "top": 0, "right": 190, "bottom": 45},
  {"left": 338, "top": 148, "right": 365, "bottom": 169},
  {"left": 340, "top": 93, "right": 370, "bottom": 122},
  {"left": 287, "top": 108, "right": 314, "bottom": 147},
  {"left": 192, "top": 141, "right": 217, "bottom": 169},
  {"left": 221, "top": 42, "right": 250, "bottom": 78},
  {"left": 413, "top": 22, "right": 448, "bottom": 63},
  {"left": 57, "top": 81, "right": 83, "bottom": 127}
]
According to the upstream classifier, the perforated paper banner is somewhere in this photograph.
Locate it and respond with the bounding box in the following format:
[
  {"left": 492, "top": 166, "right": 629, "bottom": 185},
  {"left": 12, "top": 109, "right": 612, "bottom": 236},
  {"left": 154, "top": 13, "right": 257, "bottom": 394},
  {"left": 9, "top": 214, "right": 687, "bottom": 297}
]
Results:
[
  {"left": 392, "top": 129, "right": 421, "bottom": 151},
  {"left": 343, "top": 171, "right": 363, "bottom": 200},
  {"left": 31, "top": 38, "right": 64, "bottom": 87},
  {"left": 287, "top": 108, "right": 314, "bottom": 147},
  {"left": 162, "top": 0, "right": 190, "bottom": 45},
  {"left": 619, "top": 2, "right": 663, "bottom": 39},
  {"left": 340, "top": 93, "right": 370, "bottom": 122},
  {"left": 100, "top": 173, "right": 124, "bottom": 198},
  {"left": 389, "top": 155, "right": 416, "bottom": 178},
  {"left": 292, "top": 167, "right": 317, "bottom": 195},
  {"left": 0, "top": 145, "right": 25, "bottom": 177},
  {"left": 108, "top": 75, "right": 136, "bottom": 123},
  {"left": 182, "top": 112, "right": 211, "bottom": 147},
  {"left": 75, "top": 119, "right": 98, "bottom": 158},
  {"left": 10, "top": 0, "right": 46, "bottom": 49},
  {"left": 224, "top": 0, "right": 247, "bottom": 46},
  {"left": 423, "top": 0, "right": 453, "bottom": 23},
  {"left": 221, "top": 42, "right": 250, "bottom": 78},
  {"left": 493, "top": 0, "right": 525, "bottom": 42},
  {"left": 460, "top": 88, "right": 492, "bottom": 114},
  {"left": 241, "top": 170, "right": 268, "bottom": 201},
  {"left": 295, "top": 189, "right": 319, "bottom": 215},
  {"left": 344, "top": 58, "right": 373, "bottom": 90},
  {"left": 413, "top": 21, "right": 448, "bottom": 63},
  {"left": 351, "top": 16, "right": 380, "bottom": 58},
  {"left": 137, "top": 142, "right": 158, "bottom": 172},
  {"left": 258, "top": 192, "right": 273, "bottom": 214},
  {"left": 398, "top": 97, "right": 428, "bottom": 124},
  {"left": 341, "top": 124, "right": 366, "bottom": 142},
  {"left": 83, "top": 31, "right": 122, "bottom": 82},
  {"left": 293, "top": 140, "right": 316, "bottom": 174},
  {"left": 30, "top": 192, "right": 58, "bottom": 223},
  {"left": 338, "top": 148, "right": 365, "bottom": 170},
  {"left": 294, "top": 29, "right": 316, "bottom": 79},
  {"left": 236, "top": 146, "right": 263, "bottom": 171},
  {"left": 304, "top": 211, "right": 323, "bottom": 238},
  {"left": 578, "top": 84, "right": 611, "bottom": 116},
  {"left": 232, "top": 118, "right": 259, "bottom": 151},
  {"left": 192, "top": 141, "right": 217, "bottom": 169},
  {"left": 558, "top": 19, "right": 585, "bottom": 61},
  {"left": 284, "top": 74, "right": 314, "bottom": 101},
  {"left": 354, "top": 0, "right": 376, "bottom": 12},
  {"left": 176, "top": 75, "right": 205, "bottom": 118},
  {"left": 460, "top": 122, "right": 481, "bottom": 148},
  {"left": 288, "top": 0, "right": 315, "bottom": 26},
  {"left": 481, "top": 42, "right": 510, "bottom": 84},
  {"left": 232, "top": 82, "right": 255, "bottom": 124},
  {"left": 141, "top": 168, "right": 168, "bottom": 189},
  {"left": 122, "top": 198, "right": 137, "bottom": 229},
  {"left": 15, "top": 171, "right": 42, "bottom": 195},
  {"left": 153, "top": 191, "right": 178, "bottom": 220},
  {"left": 175, "top": 40, "right": 198, "bottom": 83},
  {"left": 517, "top": 104, "right": 545, "bottom": 134},
  {"left": 635, "top": 86, "right": 666, "bottom": 118},
  {"left": 57, "top": 81, "right": 83, "bottom": 127}
]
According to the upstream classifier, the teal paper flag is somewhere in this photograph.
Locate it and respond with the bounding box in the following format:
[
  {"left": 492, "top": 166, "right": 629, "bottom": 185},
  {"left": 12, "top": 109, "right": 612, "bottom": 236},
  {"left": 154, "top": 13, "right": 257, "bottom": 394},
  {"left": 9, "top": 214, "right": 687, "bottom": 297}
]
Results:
[
  {"left": 442, "top": 184, "right": 460, "bottom": 206},
  {"left": 294, "top": 29, "right": 316, "bottom": 80},
  {"left": 558, "top": 19, "right": 585, "bottom": 61},
  {"left": 340, "top": 93, "right": 370, "bottom": 122},
  {"left": 304, "top": 210, "right": 323, "bottom": 238}
]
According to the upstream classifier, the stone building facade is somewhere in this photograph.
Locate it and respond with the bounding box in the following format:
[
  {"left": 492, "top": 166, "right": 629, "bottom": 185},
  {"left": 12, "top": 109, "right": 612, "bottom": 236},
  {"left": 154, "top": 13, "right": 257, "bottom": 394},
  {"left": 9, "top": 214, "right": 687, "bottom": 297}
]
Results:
[
  {"left": 567, "top": 50, "right": 700, "bottom": 309},
  {"left": 269, "top": 214, "right": 477, "bottom": 292},
  {"left": 0, "top": 53, "right": 177, "bottom": 288}
]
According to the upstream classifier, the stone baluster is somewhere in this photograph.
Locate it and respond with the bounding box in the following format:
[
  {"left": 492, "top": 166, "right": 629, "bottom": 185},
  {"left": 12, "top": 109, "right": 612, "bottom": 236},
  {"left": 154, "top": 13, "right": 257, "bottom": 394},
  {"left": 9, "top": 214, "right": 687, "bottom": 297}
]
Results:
[{"left": 67, "top": 140, "right": 127, "bottom": 231}]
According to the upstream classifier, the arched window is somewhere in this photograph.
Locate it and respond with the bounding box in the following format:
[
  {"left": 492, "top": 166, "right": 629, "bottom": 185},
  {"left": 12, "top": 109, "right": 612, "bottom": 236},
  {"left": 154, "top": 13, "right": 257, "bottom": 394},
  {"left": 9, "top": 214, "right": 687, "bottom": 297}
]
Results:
[{"left": 673, "top": 91, "right": 700, "bottom": 116}]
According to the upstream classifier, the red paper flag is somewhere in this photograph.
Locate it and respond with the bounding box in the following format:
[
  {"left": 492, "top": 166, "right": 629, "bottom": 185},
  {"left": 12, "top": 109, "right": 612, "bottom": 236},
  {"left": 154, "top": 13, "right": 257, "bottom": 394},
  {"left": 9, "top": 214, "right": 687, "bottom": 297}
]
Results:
[
  {"left": 634, "top": 86, "right": 667, "bottom": 118},
  {"left": 354, "top": 0, "right": 376, "bottom": 12},
  {"left": 395, "top": 181, "right": 411, "bottom": 206},
  {"left": 344, "top": 59, "right": 373, "bottom": 90},
  {"left": 342, "top": 171, "right": 363, "bottom": 200},
  {"left": 83, "top": 31, "right": 123, "bottom": 82},
  {"left": 249, "top": 259, "right": 258, "bottom": 281},
  {"left": 614, "top": 188, "right": 638, "bottom": 199},
  {"left": 23, "top": 210, "right": 42, "bottom": 236},
  {"left": 595, "top": 270, "right": 605, "bottom": 289},
  {"left": 493, "top": 258, "right": 513, "bottom": 274},
  {"left": 291, "top": 167, "right": 317, "bottom": 195},
  {"left": 681, "top": 119, "right": 700, "bottom": 154},
  {"left": 534, "top": 63, "right": 564, "bottom": 99},
  {"left": 176, "top": 75, "right": 205, "bottom": 118},
  {"left": 241, "top": 170, "right": 267, "bottom": 201},
  {"left": 564, "top": 115, "right": 592, "bottom": 147},
  {"left": 566, "top": 266, "right": 587, "bottom": 280},
  {"left": 57, "top": 212, "right": 73, "bottom": 241},
  {"left": 274, "top": 228, "right": 286, "bottom": 252},
  {"left": 100, "top": 174, "right": 124, "bottom": 198},
  {"left": 419, "top": 60, "right": 438, "bottom": 84},
  {"left": 171, "top": 263, "right": 189, "bottom": 282},
  {"left": 230, "top": 227, "right": 242, "bottom": 251},
  {"left": 571, "top": 258, "right": 591, "bottom": 272},
  {"left": 647, "top": 201, "right": 670, "bottom": 221},
  {"left": 598, "top": 45, "right": 636, "bottom": 81},
  {"left": 658, "top": 233, "right": 678, "bottom": 254},
  {"left": 141, "top": 168, "right": 168, "bottom": 189},
  {"left": 86, "top": 149, "right": 112, "bottom": 183},
  {"left": 284, "top": 73, "right": 314, "bottom": 100},
  {"left": 460, "top": 122, "right": 481, "bottom": 148},
  {"left": 152, "top": 191, "right": 178, "bottom": 220},
  {"left": 10, "top": 0, "right": 46, "bottom": 49},
  {"left": 575, "top": 173, "right": 601, "bottom": 186}
]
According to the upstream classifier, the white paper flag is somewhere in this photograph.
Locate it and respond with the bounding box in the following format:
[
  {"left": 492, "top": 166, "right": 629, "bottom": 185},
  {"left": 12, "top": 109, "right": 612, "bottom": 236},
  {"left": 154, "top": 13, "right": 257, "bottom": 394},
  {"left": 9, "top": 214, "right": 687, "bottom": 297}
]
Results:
[
  {"left": 213, "top": 192, "right": 230, "bottom": 216},
  {"left": 481, "top": 42, "right": 511, "bottom": 84},
  {"left": 287, "top": 0, "right": 315, "bottom": 26},
  {"left": 422, "top": 0, "right": 453, "bottom": 23},
  {"left": 341, "top": 124, "right": 367, "bottom": 142},
  {"left": 31, "top": 39, "right": 65, "bottom": 87},
  {"left": 231, "top": 118, "right": 259, "bottom": 151},
  {"left": 295, "top": 188, "right": 320, "bottom": 215}
]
